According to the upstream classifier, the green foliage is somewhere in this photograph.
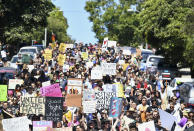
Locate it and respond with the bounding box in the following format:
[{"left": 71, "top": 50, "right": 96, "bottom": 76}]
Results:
[
  {"left": 138, "top": 0, "right": 192, "bottom": 64},
  {"left": 0, "top": 0, "right": 54, "bottom": 44},
  {"left": 85, "top": 0, "right": 141, "bottom": 46}
]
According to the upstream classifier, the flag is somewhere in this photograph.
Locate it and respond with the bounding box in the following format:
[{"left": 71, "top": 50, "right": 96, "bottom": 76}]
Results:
[
  {"left": 102, "top": 37, "right": 108, "bottom": 48},
  {"left": 51, "top": 33, "right": 56, "bottom": 43}
]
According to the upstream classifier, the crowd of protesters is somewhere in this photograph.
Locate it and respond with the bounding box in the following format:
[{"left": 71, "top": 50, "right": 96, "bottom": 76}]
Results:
[{"left": 0, "top": 42, "right": 194, "bottom": 131}]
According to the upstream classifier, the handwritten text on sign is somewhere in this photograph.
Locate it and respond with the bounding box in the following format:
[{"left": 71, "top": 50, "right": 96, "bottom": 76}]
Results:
[
  {"left": 101, "top": 63, "right": 116, "bottom": 75},
  {"left": 20, "top": 97, "right": 45, "bottom": 115},
  {"left": 2, "top": 116, "right": 31, "bottom": 131},
  {"left": 40, "top": 83, "right": 62, "bottom": 97},
  {"left": 67, "top": 78, "right": 83, "bottom": 86},
  {"left": 45, "top": 97, "right": 64, "bottom": 122}
]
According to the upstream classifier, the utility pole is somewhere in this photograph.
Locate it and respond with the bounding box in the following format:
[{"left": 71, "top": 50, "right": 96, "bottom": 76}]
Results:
[{"left": 44, "top": 28, "right": 47, "bottom": 48}]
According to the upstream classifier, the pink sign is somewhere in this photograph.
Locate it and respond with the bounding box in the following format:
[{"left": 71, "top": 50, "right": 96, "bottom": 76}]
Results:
[
  {"left": 40, "top": 83, "right": 62, "bottom": 97},
  {"left": 33, "top": 121, "right": 53, "bottom": 127}
]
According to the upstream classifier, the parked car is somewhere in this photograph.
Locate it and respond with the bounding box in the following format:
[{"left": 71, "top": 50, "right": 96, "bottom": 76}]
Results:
[
  {"left": 8, "top": 53, "right": 34, "bottom": 69},
  {"left": 167, "top": 78, "right": 194, "bottom": 97},
  {"left": 140, "top": 49, "right": 154, "bottom": 71},
  {"left": 179, "top": 82, "right": 194, "bottom": 108},
  {"left": 0, "top": 67, "right": 16, "bottom": 84},
  {"left": 18, "top": 46, "right": 39, "bottom": 58}
]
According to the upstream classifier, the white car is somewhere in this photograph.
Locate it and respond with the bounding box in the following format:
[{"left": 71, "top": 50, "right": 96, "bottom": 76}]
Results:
[
  {"left": 9, "top": 55, "right": 18, "bottom": 69},
  {"left": 18, "top": 46, "right": 39, "bottom": 58},
  {"left": 146, "top": 55, "right": 164, "bottom": 68}
]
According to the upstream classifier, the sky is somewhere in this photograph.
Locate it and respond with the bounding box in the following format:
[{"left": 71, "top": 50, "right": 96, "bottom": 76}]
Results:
[{"left": 52, "top": 0, "right": 98, "bottom": 44}]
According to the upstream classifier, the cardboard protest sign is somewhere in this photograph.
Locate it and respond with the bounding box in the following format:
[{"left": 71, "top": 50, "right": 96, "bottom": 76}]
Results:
[
  {"left": 0, "top": 85, "right": 7, "bottom": 101},
  {"left": 2, "top": 116, "right": 31, "bottom": 131},
  {"left": 44, "top": 49, "right": 52, "bottom": 61},
  {"left": 45, "top": 97, "right": 64, "bottom": 122},
  {"left": 59, "top": 43, "right": 66, "bottom": 53},
  {"left": 138, "top": 121, "right": 156, "bottom": 131},
  {"left": 8, "top": 79, "right": 24, "bottom": 89},
  {"left": 65, "top": 94, "right": 82, "bottom": 107},
  {"left": 101, "top": 63, "right": 116, "bottom": 75},
  {"left": 57, "top": 54, "right": 66, "bottom": 66},
  {"left": 42, "top": 81, "right": 51, "bottom": 87},
  {"left": 95, "top": 91, "right": 116, "bottom": 110},
  {"left": 20, "top": 97, "right": 45, "bottom": 115},
  {"left": 108, "top": 40, "right": 117, "bottom": 48},
  {"left": 109, "top": 97, "right": 122, "bottom": 118},
  {"left": 83, "top": 101, "right": 96, "bottom": 113},
  {"left": 40, "top": 83, "right": 62, "bottom": 97},
  {"left": 66, "top": 78, "right": 83, "bottom": 107},
  {"left": 83, "top": 89, "right": 96, "bottom": 101},
  {"left": 91, "top": 69, "right": 103, "bottom": 80}
]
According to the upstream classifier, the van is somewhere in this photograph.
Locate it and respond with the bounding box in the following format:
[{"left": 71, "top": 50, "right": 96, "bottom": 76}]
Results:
[{"left": 18, "top": 46, "right": 39, "bottom": 58}]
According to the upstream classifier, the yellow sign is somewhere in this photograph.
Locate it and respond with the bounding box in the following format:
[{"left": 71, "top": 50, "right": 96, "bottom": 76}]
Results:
[
  {"left": 59, "top": 43, "right": 66, "bottom": 53},
  {"left": 81, "top": 52, "right": 88, "bottom": 60},
  {"left": 114, "top": 83, "right": 125, "bottom": 98},
  {"left": 50, "top": 43, "right": 56, "bottom": 49},
  {"left": 57, "top": 54, "right": 66, "bottom": 66},
  {"left": 44, "top": 49, "right": 52, "bottom": 61}
]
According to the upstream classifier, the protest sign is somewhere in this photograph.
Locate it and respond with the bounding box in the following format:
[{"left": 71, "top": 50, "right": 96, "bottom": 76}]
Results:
[
  {"left": 95, "top": 91, "right": 116, "bottom": 110},
  {"left": 27, "top": 65, "right": 34, "bottom": 73},
  {"left": 67, "top": 78, "right": 83, "bottom": 86},
  {"left": 109, "top": 97, "right": 122, "bottom": 118},
  {"left": 102, "top": 84, "right": 117, "bottom": 93},
  {"left": 67, "top": 86, "right": 82, "bottom": 95},
  {"left": 159, "top": 109, "right": 176, "bottom": 130},
  {"left": 102, "top": 37, "right": 108, "bottom": 48},
  {"left": 81, "top": 52, "right": 88, "bottom": 60},
  {"left": 8, "top": 79, "right": 24, "bottom": 89},
  {"left": 83, "top": 101, "right": 96, "bottom": 113},
  {"left": 65, "top": 94, "right": 82, "bottom": 107},
  {"left": 101, "top": 63, "right": 116, "bottom": 75},
  {"left": 113, "top": 83, "right": 124, "bottom": 98},
  {"left": 107, "top": 40, "right": 117, "bottom": 48},
  {"left": 83, "top": 89, "right": 96, "bottom": 101},
  {"left": 91, "top": 69, "right": 103, "bottom": 80},
  {"left": 46, "top": 127, "right": 72, "bottom": 131},
  {"left": 44, "top": 49, "right": 52, "bottom": 61},
  {"left": 45, "top": 97, "right": 64, "bottom": 122},
  {"left": 0, "top": 85, "right": 7, "bottom": 101},
  {"left": 40, "top": 83, "right": 62, "bottom": 97},
  {"left": 118, "top": 60, "right": 125, "bottom": 65},
  {"left": 2, "top": 116, "right": 31, "bottom": 131},
  {"left": 33, "top": 121, "right": 53, "bottom": 128},
  {"left": 138, "top": 121, "right": 156, "bottom": 131},
  {"left": 57, "top": 54, "right": 66, "bottom": 66},
  {"left": 86, "top": 62, "right": 93, "bottom": 69},
  {"left": 65, "top": 44, "right": 74, "bottom": 49},
  {"left": 42, "top": 81, "right": 51, "bottom": 87},
  {"left": 20, "top": 97, "right": 45, "bottom": 115},
  {"left": 59, "top": 43, "right": 66, "bottom": 53}
]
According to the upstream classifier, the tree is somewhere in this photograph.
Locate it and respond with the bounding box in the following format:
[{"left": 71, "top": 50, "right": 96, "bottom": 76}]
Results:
[
  {"left": 138, "top": 0, "right": 192, "bottom": 64},
  {"left": 85, "top": 0, "right": 140, "bottom": 46},
  {"left": 0, "top": 0, "right": 54, "bottom": 44}
]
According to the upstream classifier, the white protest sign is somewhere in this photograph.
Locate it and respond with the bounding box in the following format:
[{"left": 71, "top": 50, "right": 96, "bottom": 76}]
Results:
[
  {"left": 86, "top": 62, "right": 94, "bottom": 69},
  {"left": 101, "top": 63, "right": 116, "bottom": 75},
  {"left": 2, "top": 116, "right": 31, "bottom": 131},
  {"left": 42, "top": 81, "right": 51, "bottom": 87},
  {"left": 123, "top": 50, "right": 131, "bottom": 55},
  {"left": 118, "top": 60, "right": 125, "bottom": 65},
  {"left": 138, "top": 121, "right": 156, "bottom": 131},
  {"left": 63, "top": 64, "right": 70, "bottom": 72},
  {"left": 66, "top": 44, "right": 74, "bottom": 48},
  {"left": 108, "top": 41, "right": 117, "bottom": 48},
  {"left": 8, "top": 79, "right": 24, "bottom": 89},
  {"left": 27, "top": 65, "right": 34, "bottom": 73},
  {"left": 83, "top": 101, "right": 96, "bottom": 113},
  {"left": 91, "top": 69, "right": 103, "bottom": 80},
  {"left": 102, "top": 84, "right": 117, "bottom": 92},
  {"left": 68, "top": 79, "right": 83, "bottom": 86},
  {"left": 159, "top": 109, "right": 176, "bottom": 130}
]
